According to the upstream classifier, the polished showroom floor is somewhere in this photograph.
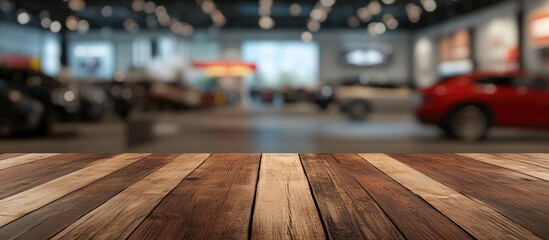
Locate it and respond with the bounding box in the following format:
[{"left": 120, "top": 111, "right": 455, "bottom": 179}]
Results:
[{"left": 2, "top": 104, "right": 549, "bottom": 153}]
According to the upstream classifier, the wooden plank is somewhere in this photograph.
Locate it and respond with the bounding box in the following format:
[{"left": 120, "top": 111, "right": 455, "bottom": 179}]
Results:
[
  {"left": 251, "top": 154, "right": 325, "bottom": 240},
  {"left": 0, "top": 154, "right": 175, "bottom": 240},
  {"left": 360, "top": 154, "right": 541, "bottom": 240},
  {"left": 390, "top": 153, "right": 549, "bottom": 239},
  {"left": 332, "top": 154, "right": 473, "bottom": 240},
  {"left": 460, "top": 153, "right": 549, "bottom": 181},
  {"left": 0, "top": 153, "right": 59, "bottom": 170},
  {"left": 497, "top": 154, "right": 549, "bottom": 169},
  {"left": 300, "top": 154, "right": 404, "bottom": 240},
  {"left": 52, "top": 154, "right": 211, "bottom": 240},
  {"left": 0, "top": 153, "right": 149, "bottom": 227},
  {"left": 0, "top": 154, "right": 24, "bottom": 161},
  {"left": 0, "top": 153, "right": 113, "bottom": 199},
  {"left": 128, "top": 153, "right": 260, "bottom": 240}
]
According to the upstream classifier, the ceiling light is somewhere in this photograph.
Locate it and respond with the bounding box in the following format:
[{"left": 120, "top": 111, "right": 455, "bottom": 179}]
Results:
[
  {"left": 381, "top": 0, "right": 395, "bottom": 4},
  {"left": 367, "top": 1, "right": 382, "bottom": 15},
  {"left": 50, "top": 21, "right": 62, "bottom": 33},
  {"left": 301, "top": 31, "right": 313, "bottom": 42},
  {"left": 386, "top": 18, "right": 398, "bottom": 30},
  {"left": 144, "top": 1, "right": 156, "bottom": 14},
  {"left": 0, "top": 0, "right": 14, "bottom": 13},
  {"left": 131, "top": 0, "right": 145, "bottom": 12},
  {"left": 307, "top": 20, "right": 320, "bottom": 32},
  {"left": 421, "top": 0, "right": 437, "bottom": 12},
  {"left": 101, "top": 6, "right": 113, "bottom": 17},
  {"left": 259, "top": 16, "right": 275, "bottom": 30},
  {"left": 310, "top": 8, "right": 326, "bottom": 21},
  {"left": 41, "top": 18, "right": 52, "bottom": 28},
  {"left": 77, "top": 19, "right": 89, "bottom": 33},
  {"left": 201, "top": 0, "right": 215, "bottom": 14},
  {"left": 66, "top": 16, "right": 79, "bottom": 30},
  {"left": 124, "top": 19, "right": 138, "bottom": 31},
  {"left": 16, "top": 10, "right": 30, "bottom": 25},
  {"left": 320, "top": 0, "right": 335, "bottom": 7},
  {"left": 357, "top": 7, "right": 371, "bottom": 22},
  {"left": 289, "top": 3, "right": 301, "bottom": 16},
  {"left": 347, "top": 16, "right": 360, "bottom": 28},
  {"left": 68, "top": 0, "right": 86, "bottom": 11}
]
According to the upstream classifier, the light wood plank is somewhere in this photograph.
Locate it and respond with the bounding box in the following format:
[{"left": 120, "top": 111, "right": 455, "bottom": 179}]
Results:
[
  {"left": 52, "top": 154, "right": 210, "bottom": 240},
  {"left": 498, "top": 154, "right": 549, "bottom": 169},
  {"left": 0, "top": 154, "right": 24, "bottom": 161},
  {"left": 129, "top": 154, "right": 260, "bottom": 240},
  {"left": 0, "top": 153, "right": 149, "bottom": 227},
  {"left": 251, "top": 154, "right": 325, "bottom": 240},
  {"left": 460, "top": 154, "right": 549, "bottom": 181},
  {"left": 0, "top": 153, "right": 59, "bottom": 170},
  {"left": 359, "top": 153, "right": 541, "bottom": 240},
  {"left": 301, "top": 154, "right": 404, "bottom": 240},
  {"left": 0, "top": 154, "right": 175, "bottom": 240}
]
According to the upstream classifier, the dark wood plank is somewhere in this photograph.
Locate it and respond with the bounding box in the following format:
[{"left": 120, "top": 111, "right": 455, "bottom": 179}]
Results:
[
  {"left": 332, "top": 153, "right": 473, "bottom": 240},
  {"left": 128, "top": 153, "right": 261, "bottom": 240},
  {"left": 251, "top": 154, "right": 325, "bottom": 240},
  {"left": 0, "top": 153, "right": 115, "bottom": 199},
  {"left": 0, "top": 154, "right": 24, "bottom": 161},
  {"left": 391, "top": 153, "right": 549, "bottom": 239},
  {"left": 0, "top": 154, "right": 174, "bottom": 240},
  {"left": 300, "top": 153, "right": 404, "bottom": 240}
]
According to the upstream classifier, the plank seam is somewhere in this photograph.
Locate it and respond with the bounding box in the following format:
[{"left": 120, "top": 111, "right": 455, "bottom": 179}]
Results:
[
  {"left": 297, "top": 154, "right": 330, "bottom": 240},
  {"left": 125, "top": 153, "right": 212, "bottom": 240},
  {"left": 247, "top": 153, "right": 262, "bottom": 240}
]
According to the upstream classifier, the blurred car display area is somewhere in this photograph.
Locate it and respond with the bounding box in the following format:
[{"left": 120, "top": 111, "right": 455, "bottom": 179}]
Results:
[{"left": 1, "top": 0, "right": 549, "bottom": 152}]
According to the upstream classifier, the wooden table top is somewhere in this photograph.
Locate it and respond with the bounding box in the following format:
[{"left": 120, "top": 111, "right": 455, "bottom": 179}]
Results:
[{"left": 0, "top": 153, "right": 547, "bottom": 239}]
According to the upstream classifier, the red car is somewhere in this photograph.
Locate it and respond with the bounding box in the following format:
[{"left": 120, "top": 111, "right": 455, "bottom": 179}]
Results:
[{"left": 416, "top": 72, "right": 549, "bottom": 141}]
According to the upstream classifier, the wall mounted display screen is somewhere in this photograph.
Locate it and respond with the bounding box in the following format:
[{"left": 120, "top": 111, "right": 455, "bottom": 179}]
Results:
[
  {"left": 69, "top": 41, "right": 115, "bottom": 80},
  {"left": 475, "top": 15, "right": 519, "bottom": 72},
  {"left": 242, "top": 41, "right": 319, "bottom": 88},
  {"left": 340, "top": 45, "right": 393, "bottom": 67},
  {"left": 530, "top": 11, "right": 549, "bottom": 47},
  {"left": 438, "top": 29, "right": 474, "bottom": 77}
]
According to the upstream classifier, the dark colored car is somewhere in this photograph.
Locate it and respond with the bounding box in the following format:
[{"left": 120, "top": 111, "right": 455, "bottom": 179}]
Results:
[
  {"left": 416, "top": 72, "right": 549, "bottom": 141},
  {"left": 77, "top": 82, "right": 108, "bottom": 121},
  {"left": 0, "top": 67, "right": 81, "bottom": 132},
  {"left": 0, "top": 83, "right": 46, "bottom": 137},
  {"left": 96, "top": 81, "right": 146, "bottom": 119}
]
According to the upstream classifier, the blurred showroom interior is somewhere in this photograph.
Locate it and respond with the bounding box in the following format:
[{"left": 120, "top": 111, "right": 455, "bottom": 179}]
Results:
[{"left": 1, "top": 0, "right": 549, "bottom": 152}]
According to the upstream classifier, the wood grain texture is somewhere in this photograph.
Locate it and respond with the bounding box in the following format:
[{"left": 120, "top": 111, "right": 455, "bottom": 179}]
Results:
[
  {"left": 129, "top": 153, "right": 260, "bottom": 240},
  {"left": 360, "top": 153, "right": 541, "bottom": 240},
  {"left": 391, "top": 153, "right": 549, "bottom": 239},
  {"left": 498, "top": 154, "right": 549, "bottom": 169},
  {"left": 0, "top": 154, "right": 24, "bottom": 161},
  {"left": 0, "top": 153, "right": 114, "bottom": 199},
  {"left": 0, "top": 154, "right": 174, "bottom": 240},
  {"left": 300, "top": 153, "right": 404, "bottom": 240},
  {"left": 251, "top": 154, "right": 325, "bottom": 240},
  {"left": 332, "top": 153, "right": 473, "bottom": 240},
  {"left": 0, "top": 153, "right": 59, "bottom": 170},
  {"left": 460, "top": 153, "right": 549, "bottom": 181},
  {"left": 0, "top": 153, "right": 149, "bottom": 227},
  {"left": 53, "top": 154, "right": 210, "bottom": 240}
]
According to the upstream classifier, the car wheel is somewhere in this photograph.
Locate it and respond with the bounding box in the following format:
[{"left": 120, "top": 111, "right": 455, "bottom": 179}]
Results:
[
  {"left": 346, "top": 101, "right": 370, "bottom": 121},
  {"left": 0, "top": 119, "right": 14, "bottom": 137},
  {"left": 448, "top": 105, "right": 489, "bottom": 142}
]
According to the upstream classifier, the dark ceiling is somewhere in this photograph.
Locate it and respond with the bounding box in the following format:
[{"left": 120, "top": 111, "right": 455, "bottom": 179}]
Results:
[{"left": 1, "top": 0, "right": 513, "bottom": 32}]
